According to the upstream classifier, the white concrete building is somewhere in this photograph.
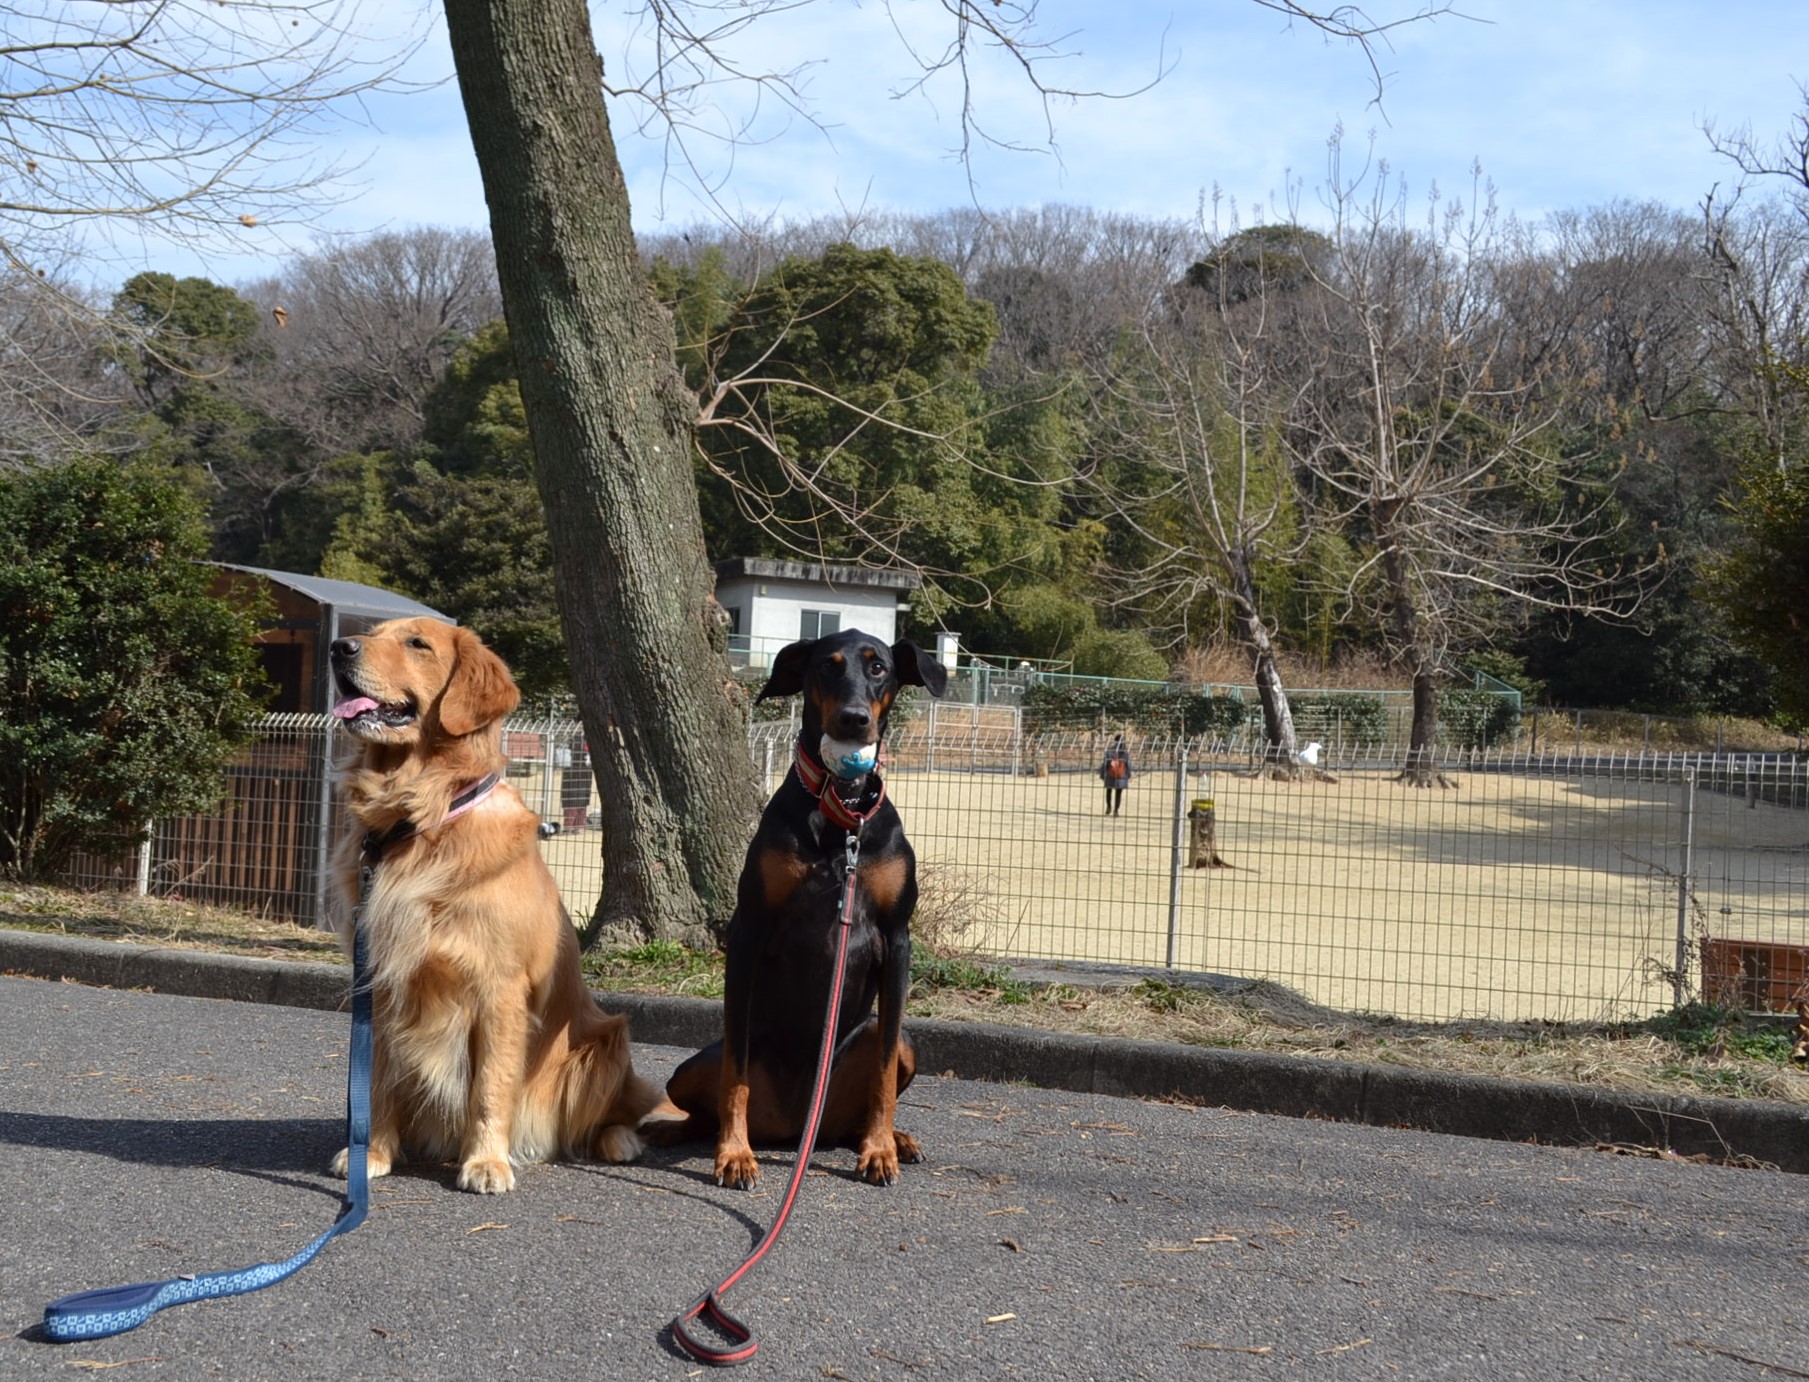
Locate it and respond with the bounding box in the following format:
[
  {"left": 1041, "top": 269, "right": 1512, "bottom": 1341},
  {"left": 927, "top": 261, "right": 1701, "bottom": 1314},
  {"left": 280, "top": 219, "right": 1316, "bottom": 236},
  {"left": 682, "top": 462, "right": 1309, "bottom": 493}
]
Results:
[{"left": 713, "top": 557, "right": 921, "bottom": 670}]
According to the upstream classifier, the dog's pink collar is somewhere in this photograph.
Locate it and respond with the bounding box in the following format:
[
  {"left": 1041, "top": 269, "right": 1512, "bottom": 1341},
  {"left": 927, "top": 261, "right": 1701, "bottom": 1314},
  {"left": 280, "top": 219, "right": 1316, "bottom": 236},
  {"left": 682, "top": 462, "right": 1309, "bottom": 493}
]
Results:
[
  {"left": 793, "top": 743, "right": 884, "bottom": 833},
  {"left": 438, "top": 771, "right": 503, "bottom": 828},
  {"left": 361, "top": 771, "right": 504, "bottom": 863}
]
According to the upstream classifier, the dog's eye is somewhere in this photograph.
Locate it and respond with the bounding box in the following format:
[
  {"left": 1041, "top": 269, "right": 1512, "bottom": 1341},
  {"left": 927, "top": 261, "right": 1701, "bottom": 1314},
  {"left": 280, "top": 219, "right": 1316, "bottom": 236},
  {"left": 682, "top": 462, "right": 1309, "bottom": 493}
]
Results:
[
  {"left": 866, "top": 660, "right": 887, "bottom": 679},
  {"left": 408, "top": 637, "right": 432, "bottom": 651}
]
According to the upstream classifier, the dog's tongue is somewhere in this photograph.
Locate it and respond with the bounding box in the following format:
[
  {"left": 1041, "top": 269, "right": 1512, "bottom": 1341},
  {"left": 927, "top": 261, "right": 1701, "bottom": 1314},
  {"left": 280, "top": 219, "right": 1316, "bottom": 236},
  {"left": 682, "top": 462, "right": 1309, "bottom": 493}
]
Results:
[{"left": 332, "top": 695, "right": 380, "bottom": 720}]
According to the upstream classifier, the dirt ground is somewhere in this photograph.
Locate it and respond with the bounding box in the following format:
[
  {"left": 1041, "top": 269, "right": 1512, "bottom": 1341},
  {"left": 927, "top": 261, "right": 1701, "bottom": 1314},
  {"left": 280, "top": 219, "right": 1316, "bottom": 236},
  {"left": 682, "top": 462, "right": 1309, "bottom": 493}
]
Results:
[
  {"left": 882, "top": 764, "right": 1809, "bottom": 1025},
  {"left": 535, "top": 757, "right": 1809, "bottom": 1024}
]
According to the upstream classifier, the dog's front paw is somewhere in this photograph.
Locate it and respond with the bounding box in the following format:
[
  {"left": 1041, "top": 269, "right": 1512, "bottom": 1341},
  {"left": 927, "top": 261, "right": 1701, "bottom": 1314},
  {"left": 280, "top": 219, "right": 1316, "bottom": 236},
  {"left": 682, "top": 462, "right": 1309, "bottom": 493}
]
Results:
[
  {"left": 637, "top": 1107, "right": 694, "bottom": 1148},
  {"left": 594, "top": 1123, "right": 643, "bottom": 1164},
  {"left": 331, "top": 1145, "right": 394, "bottom": 1179},
  {"left": 715, "top": 1144, "right": 760, "bottom": 1191},
  {"left": 858, "top": 1130, "right": 922, "bottom": 1186},
  {"left": 458, "top": 1155, "right": 516, "bottom": 1194},
  {"left": 856, "top": 1144, "right": 900, "bottom": 1186}
]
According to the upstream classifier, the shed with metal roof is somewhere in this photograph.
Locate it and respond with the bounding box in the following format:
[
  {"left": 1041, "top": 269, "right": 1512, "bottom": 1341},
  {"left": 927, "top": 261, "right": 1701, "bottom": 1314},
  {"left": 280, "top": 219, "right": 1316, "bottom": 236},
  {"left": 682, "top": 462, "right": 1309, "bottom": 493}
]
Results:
[{"left": 210, "top": 564, "right": 452, "bottom": 714}]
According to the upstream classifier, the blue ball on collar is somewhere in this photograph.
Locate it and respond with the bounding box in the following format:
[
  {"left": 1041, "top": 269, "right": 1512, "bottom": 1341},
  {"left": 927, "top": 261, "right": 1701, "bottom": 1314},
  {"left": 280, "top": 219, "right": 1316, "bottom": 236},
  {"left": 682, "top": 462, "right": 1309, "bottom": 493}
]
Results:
[{"left": 819, "top": 735, "right": 878, "bottom": 780}]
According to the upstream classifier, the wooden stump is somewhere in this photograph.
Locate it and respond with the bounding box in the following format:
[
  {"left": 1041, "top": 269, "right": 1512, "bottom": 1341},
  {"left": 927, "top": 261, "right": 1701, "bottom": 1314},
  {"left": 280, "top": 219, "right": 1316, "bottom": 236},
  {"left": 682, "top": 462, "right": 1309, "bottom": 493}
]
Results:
[{"left": 1189, "top": 797, "right": 1230, "bottom": 869}]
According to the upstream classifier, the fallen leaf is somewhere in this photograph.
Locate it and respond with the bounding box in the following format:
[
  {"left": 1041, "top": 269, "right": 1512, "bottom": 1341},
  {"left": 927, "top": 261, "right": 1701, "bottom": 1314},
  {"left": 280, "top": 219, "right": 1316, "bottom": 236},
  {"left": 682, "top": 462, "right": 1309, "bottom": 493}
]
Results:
[
  {"left": 985, "top": 1313, "right": 1016, "bottom": 1325},
  {"left": 466, "top": 1222, "right": 507, "bottom": 1234},
  {"left": 1000, "top": 1238, "right": 1021, "bottom": 1252}
]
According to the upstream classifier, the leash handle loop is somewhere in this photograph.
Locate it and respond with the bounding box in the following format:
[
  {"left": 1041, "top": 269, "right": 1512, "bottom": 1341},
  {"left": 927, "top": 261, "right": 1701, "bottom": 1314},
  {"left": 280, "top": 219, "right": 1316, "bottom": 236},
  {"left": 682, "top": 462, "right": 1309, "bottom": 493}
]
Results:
[
  {"left": 42, "top": 927, "right": 374, "bottom": 1342},
  {"left": 671, "top": 824, "right": 863, "bottom": 1366}
]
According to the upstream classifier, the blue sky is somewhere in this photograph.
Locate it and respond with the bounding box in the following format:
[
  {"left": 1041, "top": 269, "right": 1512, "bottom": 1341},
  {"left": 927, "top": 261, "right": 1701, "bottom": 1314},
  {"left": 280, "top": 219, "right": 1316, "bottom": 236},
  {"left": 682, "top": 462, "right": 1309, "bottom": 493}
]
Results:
[{"left": 121, "top": 0, "right": 1809, "bottom": 286}]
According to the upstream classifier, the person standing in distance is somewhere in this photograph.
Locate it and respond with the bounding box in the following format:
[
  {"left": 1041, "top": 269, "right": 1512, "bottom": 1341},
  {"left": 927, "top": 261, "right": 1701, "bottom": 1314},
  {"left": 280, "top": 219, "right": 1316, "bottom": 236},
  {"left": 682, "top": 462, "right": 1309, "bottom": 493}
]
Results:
[{"left": 1099, "top": 733, "right": 1132, "bottom": 815}]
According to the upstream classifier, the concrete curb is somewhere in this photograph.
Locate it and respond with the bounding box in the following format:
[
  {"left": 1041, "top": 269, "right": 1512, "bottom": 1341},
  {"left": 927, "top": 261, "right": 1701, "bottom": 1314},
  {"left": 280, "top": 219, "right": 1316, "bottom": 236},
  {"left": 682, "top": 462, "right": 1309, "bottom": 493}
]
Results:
[{"left": 6, "top": 928, "right": 1808, "bottom": 1174}]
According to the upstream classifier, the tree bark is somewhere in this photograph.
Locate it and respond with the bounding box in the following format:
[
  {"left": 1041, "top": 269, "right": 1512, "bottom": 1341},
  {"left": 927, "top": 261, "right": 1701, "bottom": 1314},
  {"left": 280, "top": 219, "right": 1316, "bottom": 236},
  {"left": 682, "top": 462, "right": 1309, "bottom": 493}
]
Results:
[
  {"left": 1235, "top": 570, "right": 1332, "bottom": 782},
  {"left": 1246, "top": 616, "right": 1300, "bottom": 778},
  {"left": 443, "top": 0, "right": 761, "bottom": 947},
  {"left": 1380, "top": 538, "right": 1454, "bottom": 789},
  {"left": 1400, "top": 668, "right": 1455, "bottom": 788}
]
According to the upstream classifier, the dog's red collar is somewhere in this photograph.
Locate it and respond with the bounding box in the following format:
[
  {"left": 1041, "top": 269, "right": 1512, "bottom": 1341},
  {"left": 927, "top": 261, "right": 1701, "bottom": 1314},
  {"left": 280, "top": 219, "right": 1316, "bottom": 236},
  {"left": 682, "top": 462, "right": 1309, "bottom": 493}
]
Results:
[{"left": 792, "top": 743, "right": 885, "bottom": 832}]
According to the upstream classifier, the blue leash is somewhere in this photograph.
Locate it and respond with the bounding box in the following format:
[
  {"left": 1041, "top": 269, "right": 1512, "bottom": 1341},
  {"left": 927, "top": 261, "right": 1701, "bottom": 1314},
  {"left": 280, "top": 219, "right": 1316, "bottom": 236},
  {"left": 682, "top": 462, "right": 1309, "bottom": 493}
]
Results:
[{"left": 42, "top": 926, "right": 373, "bottom": 1342}]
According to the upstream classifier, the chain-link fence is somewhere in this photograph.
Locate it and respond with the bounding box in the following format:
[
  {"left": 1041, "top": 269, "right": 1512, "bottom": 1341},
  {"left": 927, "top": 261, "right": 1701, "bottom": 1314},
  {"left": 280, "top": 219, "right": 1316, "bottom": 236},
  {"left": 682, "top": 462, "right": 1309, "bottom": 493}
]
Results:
[{"left": 60, "top": 714, "right": 1809, "bottom": 1024}]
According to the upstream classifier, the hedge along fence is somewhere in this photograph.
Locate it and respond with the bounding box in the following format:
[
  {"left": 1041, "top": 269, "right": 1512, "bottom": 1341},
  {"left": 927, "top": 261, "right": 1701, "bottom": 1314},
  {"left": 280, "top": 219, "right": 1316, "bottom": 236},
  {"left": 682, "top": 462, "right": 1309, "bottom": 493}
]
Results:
[
  {"left": 1289, "top": 693, "right": 1391, "bottom": 747},
  {"left": 1441, "top": 689, "right": 1522, "bottom": 749},
  {"left": 1021, "top": 680, "right": 1250, "bottom": 739},
  {"left": 1290, "top": 690, "right": 1520, "bottom": 750},
  {"left": 746, "top": 663, "right": 1517, "bottom": 748},
  {"left": 1022, "top": 680, "right": 1520, "bottom": 751}
]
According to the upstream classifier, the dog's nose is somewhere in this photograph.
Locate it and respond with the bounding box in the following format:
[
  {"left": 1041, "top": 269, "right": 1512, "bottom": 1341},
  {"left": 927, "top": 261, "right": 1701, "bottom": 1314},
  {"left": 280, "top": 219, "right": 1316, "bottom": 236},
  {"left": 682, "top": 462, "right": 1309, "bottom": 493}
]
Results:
[
  {"left": 329, "top": 638, "right": 361, "bottom": 663},
  {"left": 832, "top": 705, "right": 872, "bottom": 738}
]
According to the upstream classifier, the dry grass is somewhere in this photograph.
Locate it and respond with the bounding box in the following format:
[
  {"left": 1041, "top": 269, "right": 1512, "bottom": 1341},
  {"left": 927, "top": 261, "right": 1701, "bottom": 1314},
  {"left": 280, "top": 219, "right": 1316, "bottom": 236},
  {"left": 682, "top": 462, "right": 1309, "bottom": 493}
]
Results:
[
  {"left": 0, "top": 884, "right": 343, "bottom": 963},
  {"left": 905, "top": 975, "right": 1809, "bottom": 1106},
  {"left": 7, "top": 883, "right": 1803, "bottom": 1109}
]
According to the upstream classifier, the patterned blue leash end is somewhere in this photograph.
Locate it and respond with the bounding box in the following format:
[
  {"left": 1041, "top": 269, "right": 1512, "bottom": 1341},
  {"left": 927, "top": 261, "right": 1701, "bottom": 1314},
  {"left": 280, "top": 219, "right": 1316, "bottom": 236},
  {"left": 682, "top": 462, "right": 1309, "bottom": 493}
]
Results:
[{"left": 42, "top": 929, "right": 373, "bottom": 1342}]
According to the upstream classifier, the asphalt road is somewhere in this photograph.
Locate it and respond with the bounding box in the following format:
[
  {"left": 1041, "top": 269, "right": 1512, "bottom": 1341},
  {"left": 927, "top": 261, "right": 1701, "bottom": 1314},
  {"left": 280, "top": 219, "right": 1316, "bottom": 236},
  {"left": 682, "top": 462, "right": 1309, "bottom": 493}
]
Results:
[{"left": 4, "top": 976, "right": 1809, "bottom": 1381}]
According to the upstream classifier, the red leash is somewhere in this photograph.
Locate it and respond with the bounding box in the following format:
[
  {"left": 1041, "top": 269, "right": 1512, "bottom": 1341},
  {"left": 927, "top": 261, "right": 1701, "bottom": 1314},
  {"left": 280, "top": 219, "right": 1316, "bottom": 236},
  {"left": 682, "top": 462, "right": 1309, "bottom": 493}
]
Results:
[{"left": 672, "top": 826, "right": 864, "bottom": 1366}]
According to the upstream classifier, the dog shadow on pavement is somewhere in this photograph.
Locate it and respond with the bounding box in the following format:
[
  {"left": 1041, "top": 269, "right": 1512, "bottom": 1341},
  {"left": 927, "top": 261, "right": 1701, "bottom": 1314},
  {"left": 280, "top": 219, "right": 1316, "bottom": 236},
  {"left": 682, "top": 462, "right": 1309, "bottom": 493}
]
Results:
[{"left": 0, "top": 1110, "right": 344, "bottom": 1201}]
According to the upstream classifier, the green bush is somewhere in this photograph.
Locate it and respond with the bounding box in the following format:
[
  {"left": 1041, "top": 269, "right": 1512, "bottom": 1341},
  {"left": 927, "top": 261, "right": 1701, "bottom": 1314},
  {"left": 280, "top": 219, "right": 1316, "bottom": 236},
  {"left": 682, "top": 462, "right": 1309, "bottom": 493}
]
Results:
[
  {"left": 1440, "top": 690, "right": 1521, "bottom": 749},
  {"left": 1069, "top": 626, "right": 1169, "bottom": 681},
  {"left": 1022, "top": 680, "right": 1249, "bottom": 738},
  {"left": 1289, "top": 693, "right": 1391, "bottom": 746},
  {"left": 0, "top": 458, "right": 269, "bottom": 880}
]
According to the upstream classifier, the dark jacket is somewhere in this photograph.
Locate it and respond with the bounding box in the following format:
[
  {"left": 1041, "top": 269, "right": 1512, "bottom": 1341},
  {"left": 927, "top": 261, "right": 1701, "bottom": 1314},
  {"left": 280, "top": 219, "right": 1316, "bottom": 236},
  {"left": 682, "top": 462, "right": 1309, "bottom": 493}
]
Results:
[{"left": 1099, "top": 744, "right": 1133, "bottom": 785}]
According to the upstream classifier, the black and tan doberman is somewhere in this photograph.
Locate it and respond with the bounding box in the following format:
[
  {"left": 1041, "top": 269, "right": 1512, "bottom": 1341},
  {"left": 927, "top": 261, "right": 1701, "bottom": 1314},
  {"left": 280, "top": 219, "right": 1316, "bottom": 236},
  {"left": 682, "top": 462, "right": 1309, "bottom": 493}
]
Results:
[{"left": 656, "top": 629, "right": 948, "bottom": 1188}]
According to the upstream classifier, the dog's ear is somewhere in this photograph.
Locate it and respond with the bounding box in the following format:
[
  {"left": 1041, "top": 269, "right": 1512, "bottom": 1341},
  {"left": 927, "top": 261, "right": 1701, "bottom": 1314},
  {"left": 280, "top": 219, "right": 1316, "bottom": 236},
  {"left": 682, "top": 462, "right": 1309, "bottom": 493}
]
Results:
[
  {"left": 439, "top": 625, "right": 521, "bottom": 736},
  {"left": 756, "top": 639, "right": 815, "bottom": 703},
  {"left": 891, "top": 640, "right": 949, "bottom": 699}
]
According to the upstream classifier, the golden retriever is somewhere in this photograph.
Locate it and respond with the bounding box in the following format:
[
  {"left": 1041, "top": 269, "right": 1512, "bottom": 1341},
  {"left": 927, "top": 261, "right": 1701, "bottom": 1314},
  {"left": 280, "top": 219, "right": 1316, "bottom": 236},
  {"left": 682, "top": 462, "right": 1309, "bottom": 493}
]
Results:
[{"left": 327, "top": 616, "right": 658, "bottom": 1194}]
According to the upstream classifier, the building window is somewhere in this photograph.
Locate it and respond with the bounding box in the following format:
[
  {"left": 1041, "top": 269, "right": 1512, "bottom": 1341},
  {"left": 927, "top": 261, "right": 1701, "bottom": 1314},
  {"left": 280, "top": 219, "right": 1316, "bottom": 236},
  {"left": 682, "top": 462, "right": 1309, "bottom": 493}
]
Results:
[{"left": 800, "top": 608, "right": 840, "bottom": 640}]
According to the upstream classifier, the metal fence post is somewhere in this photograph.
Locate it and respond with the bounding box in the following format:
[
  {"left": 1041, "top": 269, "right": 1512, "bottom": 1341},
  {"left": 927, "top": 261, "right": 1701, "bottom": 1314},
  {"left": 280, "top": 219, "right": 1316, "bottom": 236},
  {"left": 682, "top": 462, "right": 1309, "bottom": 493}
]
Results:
[
  {"left": 135, "top": 828, "right": 153, "bottom": 897},
  {"left": 1674, "top": 767, "right": 1697, "bottom": 1008},
  {"left": 1167, "top": 741, "right": 1189, "bottom": 970},
  {"left": 539, "top": 713, "right": 556, "bottom": 822},
  {"left": 314, "top": 716, "right": 336, "bottom": 931}
]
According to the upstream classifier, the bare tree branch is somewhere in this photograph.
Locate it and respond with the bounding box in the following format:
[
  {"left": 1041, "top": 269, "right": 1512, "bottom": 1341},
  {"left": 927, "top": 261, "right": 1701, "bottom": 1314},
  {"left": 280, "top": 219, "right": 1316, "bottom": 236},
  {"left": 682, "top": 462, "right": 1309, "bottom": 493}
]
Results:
[{"left": 1281, "top": 134, "right": 1648, "bottom": 781}]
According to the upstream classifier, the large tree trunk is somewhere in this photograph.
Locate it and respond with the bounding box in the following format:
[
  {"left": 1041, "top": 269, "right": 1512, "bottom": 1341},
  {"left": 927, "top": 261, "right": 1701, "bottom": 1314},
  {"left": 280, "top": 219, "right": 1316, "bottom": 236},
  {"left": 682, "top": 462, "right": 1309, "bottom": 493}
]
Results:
[
  {"left": 1400, "top": 667, "right": 1454, "bottom": 788},
  {"left": 1380, "top": 538, "right": 1454, "bottom": 789},
  {"left": 1249, "top": 626, "right": 1301, "bottom": 775},
  {"left": 443, "top": 0, "right": 761, "bottom": 947},
  {"left": 1234, "top": 568, "right": 1332, "bottom": 783}
]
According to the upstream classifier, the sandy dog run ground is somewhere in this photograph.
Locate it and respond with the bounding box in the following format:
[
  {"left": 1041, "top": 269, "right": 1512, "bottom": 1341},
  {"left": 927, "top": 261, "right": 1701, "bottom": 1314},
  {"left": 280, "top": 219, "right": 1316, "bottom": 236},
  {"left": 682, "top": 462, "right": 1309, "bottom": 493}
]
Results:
[{"left": 543, "top": 757, "right": 1809, "bottom": 1023}]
